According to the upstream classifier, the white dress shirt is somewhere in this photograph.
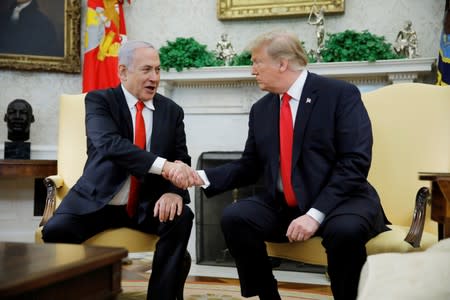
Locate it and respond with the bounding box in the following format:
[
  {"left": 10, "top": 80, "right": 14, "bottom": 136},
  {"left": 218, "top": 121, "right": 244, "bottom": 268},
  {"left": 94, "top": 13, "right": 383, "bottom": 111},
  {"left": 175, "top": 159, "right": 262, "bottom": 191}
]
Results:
[{"left": 10, "top": 0, "right": 32, "bottom": 22}]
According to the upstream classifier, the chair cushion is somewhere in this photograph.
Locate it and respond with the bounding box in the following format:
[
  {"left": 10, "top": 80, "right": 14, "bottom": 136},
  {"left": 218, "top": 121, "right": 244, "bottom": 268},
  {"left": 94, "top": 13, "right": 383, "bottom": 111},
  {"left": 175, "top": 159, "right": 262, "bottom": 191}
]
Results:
[
  {"left": 36, "top": 226, "right": 158, "bottom": 253},
  {"left": 266, "top": 237, "right": 327, "bottom": 266},
  {"left": 365, "top": 224, "right": 437, "bottom": 255},
  {"left": 266, "top": 225, "right": 438, "bottom": 267},
  {"left": 84, "top": 228, "right": 159, "bottom": 252},
  {"left": 357, "top": 238, "right": 450, "bottom": 300}
]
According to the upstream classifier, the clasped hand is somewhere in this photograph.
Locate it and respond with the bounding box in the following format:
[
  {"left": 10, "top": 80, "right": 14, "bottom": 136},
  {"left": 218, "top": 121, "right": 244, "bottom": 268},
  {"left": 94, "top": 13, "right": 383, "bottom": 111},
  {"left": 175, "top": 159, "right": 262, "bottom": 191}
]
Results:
[{"left": 162, "top": 160, "right": 204, "bottom": 189}]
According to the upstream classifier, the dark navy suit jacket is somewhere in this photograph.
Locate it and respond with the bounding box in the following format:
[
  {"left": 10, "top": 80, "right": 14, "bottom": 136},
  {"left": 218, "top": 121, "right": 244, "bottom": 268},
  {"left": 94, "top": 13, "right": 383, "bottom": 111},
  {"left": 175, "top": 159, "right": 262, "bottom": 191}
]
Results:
[
  {"left": 0, "top": 0, "right": 61, "bottom": 56},
  {"left": 204, "top": 72, "right": 388, "bottom": 231},
  {"left": 56, "top": 85, "right": 191, "bottom": 224}
]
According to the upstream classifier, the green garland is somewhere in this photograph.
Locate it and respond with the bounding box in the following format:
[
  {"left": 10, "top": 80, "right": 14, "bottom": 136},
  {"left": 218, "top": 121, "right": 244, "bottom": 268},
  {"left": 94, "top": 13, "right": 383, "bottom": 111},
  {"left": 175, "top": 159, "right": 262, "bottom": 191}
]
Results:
[
  {"left": 320, "top": 30, "right": 403, "bottom": 62},
  {"left": 159, "top": 31, "right": 404, "bottom": 71},
  {"left": 159, "top": 37, "right": 222, "bottom": 71}
]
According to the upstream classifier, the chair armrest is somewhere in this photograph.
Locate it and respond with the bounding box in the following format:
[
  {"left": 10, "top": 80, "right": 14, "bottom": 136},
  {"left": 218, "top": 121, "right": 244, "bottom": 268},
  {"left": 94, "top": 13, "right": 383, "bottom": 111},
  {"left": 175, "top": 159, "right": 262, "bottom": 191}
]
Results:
[
  {"left": 404, "top": 187, "right": 430, "bottom": 248},
  {"left": 39, "top": 175, "right": 64, "bottom": 227}
]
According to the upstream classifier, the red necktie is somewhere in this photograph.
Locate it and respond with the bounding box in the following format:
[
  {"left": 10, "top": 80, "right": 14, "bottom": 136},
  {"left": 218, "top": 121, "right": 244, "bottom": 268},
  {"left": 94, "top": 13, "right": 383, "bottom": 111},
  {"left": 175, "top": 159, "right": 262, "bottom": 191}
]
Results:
[
  {"left": 279, "top": 93, "right": 297, "bottom": 207},
  {"left": 127, "top": 100, "right": 146, "bottom": 217}
]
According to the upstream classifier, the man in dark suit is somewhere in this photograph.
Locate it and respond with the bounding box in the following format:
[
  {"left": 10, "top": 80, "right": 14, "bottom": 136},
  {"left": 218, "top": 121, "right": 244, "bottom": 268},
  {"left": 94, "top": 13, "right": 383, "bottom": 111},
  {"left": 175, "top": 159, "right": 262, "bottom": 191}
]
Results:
[
  {"left": 177, "top": 30, "right": 389, "bottom": 300},
  {"left": 0, "top": 0, "right": 62, "bottom": 56},
  {"left": 42, "top": 40, "right": 194, "bottom": 300}
]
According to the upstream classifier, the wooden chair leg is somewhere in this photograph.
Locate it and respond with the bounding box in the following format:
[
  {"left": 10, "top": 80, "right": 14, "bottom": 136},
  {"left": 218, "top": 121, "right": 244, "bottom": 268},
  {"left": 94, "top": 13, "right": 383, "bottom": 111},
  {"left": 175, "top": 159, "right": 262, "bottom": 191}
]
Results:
[{"left": 404, "top": 187, "right": 430, "bottom": 248}]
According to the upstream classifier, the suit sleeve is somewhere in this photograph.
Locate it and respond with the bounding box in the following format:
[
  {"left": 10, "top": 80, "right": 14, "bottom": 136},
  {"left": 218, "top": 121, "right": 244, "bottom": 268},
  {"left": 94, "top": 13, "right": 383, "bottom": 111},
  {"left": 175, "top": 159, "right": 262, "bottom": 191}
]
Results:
[{"left": 85, "top": 91, "right": 156, "bottom": 178}]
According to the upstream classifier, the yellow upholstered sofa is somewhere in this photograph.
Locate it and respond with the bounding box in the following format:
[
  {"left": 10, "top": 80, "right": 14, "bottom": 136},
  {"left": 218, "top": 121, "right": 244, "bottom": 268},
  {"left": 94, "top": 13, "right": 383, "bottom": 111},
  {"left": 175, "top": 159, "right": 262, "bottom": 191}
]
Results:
[
  {"left": 266, "top": 83, "right": 450, "bottom": 267},
  {"left": 35, "top": 94, "right": 158, "bottom": 252}
]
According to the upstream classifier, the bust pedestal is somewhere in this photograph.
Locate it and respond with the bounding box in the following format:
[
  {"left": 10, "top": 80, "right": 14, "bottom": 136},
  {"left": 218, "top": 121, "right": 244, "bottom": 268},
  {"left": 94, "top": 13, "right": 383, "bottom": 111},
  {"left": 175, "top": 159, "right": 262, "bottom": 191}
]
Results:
[{"left": 4, "top": 141, "right": 31, "bottom": 159}]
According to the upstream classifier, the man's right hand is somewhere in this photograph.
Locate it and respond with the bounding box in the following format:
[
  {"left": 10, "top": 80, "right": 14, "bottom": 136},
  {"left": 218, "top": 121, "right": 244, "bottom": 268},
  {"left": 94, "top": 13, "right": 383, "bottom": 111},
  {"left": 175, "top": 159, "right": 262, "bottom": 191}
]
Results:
[
  {"left": 161, "top": 161, "right": 193, "bottom": 189},
  {"left": 162, "top": 160, "right": 204, "bottom": 189}
]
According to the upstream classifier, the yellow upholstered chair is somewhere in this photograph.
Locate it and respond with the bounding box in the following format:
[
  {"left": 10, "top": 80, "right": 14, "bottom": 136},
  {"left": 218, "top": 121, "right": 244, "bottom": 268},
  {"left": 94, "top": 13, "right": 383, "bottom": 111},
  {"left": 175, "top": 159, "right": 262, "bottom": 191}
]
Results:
[
  {"left": 35, "top": 93, "right": 158, "bottom": 252},
  {"left": 266, "top": 83, "right": 450, "bottom": 267}
]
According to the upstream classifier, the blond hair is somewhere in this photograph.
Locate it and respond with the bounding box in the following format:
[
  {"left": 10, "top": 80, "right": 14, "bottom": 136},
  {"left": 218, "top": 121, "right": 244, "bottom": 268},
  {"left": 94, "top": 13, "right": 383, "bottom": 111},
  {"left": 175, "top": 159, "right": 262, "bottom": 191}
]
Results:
[{"left": 247, "top": 30, "right": 308, "bottom": 69}]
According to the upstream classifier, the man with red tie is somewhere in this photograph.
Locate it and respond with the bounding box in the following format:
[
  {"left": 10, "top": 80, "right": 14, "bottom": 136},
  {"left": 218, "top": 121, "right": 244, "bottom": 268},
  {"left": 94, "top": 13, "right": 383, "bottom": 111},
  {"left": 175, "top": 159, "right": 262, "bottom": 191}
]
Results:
[
  {"left": 188, "top": 30, "right": 390, "bottom": 300},
  {"left": 42, "top": 40, "right": 194, "bottom": 300}
]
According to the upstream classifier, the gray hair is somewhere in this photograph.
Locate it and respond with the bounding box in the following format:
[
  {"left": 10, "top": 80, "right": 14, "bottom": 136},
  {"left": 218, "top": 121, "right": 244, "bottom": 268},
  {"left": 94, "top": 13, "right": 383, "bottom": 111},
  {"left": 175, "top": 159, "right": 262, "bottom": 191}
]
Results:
[
  {"left": 118, "top": 40, "right": 155, "bottom": 68},
  {"left": 247, "top": 30, "right": 308, "bottom": 69}
]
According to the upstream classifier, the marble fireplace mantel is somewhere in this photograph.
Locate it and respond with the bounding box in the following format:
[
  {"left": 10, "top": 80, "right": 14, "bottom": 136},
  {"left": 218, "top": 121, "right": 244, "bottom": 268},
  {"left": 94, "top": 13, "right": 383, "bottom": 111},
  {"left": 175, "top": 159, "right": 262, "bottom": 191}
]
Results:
[
  {"left": 161, "top": 57, "right": 435, "bottom": 87},
  {"left": 159, "top": 57, "right": 435, "bottom": 114}
]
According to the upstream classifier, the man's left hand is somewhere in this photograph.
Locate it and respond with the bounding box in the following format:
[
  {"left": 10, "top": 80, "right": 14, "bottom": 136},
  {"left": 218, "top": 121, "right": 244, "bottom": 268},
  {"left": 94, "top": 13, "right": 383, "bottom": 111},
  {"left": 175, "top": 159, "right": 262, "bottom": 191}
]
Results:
[
  {"left": 286, "top": 214, "right": 319, "bottom": 242},
  {"left": 153, "top": 193, "right": 183, "bottom": 222}
]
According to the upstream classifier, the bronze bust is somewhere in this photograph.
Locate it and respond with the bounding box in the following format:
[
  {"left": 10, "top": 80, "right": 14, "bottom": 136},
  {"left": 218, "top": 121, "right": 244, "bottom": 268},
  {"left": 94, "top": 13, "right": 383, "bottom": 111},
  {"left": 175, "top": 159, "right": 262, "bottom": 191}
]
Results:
[{"left": 4, "top": 98, "right": 35, "bottom": 142}]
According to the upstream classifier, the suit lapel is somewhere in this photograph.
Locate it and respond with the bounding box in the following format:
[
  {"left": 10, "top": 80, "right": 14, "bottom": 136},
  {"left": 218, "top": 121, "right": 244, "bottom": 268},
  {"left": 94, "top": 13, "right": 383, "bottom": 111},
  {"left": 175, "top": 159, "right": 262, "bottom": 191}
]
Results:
[
  {"left": 268, "top": 94, "right": 281, "bottom": 185},
  {"left": 150, "top": 94, "right": 163, "bottom": 153},
  {"left": 292, "top": 73, "right": 318, "bottom": 165},
  {"left": 114, "top": 86, "right": 133, "bottom": 141}
]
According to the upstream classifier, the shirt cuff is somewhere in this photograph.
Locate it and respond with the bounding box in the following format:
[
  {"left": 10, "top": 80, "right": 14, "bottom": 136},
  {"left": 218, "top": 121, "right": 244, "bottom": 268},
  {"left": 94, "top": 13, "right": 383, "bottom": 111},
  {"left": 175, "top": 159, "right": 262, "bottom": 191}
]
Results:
[
  {"left": 197, "top": 170, "right": 210, "bottom": 188},
  {"left": 150, "top": 157, "right": 166, "bottom": 175},
  {"left": 306, "top": 208, "right": 325, "bottom": 224}
]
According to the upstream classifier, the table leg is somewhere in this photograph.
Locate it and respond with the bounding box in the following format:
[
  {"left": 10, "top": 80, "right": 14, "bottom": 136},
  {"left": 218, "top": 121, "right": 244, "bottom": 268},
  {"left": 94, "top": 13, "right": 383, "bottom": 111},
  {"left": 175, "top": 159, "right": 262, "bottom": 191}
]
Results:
[{"left": 431, "top": 181, "right": 450, "bottom": 240}]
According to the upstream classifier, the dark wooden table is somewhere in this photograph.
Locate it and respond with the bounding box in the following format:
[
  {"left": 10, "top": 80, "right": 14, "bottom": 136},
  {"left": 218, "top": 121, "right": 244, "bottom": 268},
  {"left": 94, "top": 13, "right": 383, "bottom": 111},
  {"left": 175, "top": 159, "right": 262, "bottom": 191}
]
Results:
[
  {"left": 0, "top": 159, "right": 57, "bottom": 215},
  {"left": 0, "top": 242, "right": 127, "bottom": 299},
  {"left": 0, "top": 159, "right": 57, "bottom": 177},
  {"left": 419, "top": 172, "right": 450, "bottom": 240}
]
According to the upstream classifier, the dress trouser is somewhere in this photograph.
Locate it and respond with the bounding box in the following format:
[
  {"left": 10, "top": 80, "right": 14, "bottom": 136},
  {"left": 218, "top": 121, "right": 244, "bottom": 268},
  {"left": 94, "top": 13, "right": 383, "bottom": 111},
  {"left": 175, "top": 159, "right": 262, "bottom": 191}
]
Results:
[
  {"left": 42, "top": 204, "right": 194, "bottom": 300},
  {"left": 220, "top": 196, "right": 374, "bottom": 300}
]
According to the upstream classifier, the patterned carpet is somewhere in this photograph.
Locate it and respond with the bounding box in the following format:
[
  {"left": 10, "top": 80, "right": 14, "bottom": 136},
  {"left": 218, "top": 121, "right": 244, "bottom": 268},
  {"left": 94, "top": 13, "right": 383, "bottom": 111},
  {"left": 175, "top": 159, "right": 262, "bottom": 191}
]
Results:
[
  {"left": 120, "top": 253, "right": 332, "bottom": 299},
  {"left": 119, "top": 280, "right": 333, "bottom": 300}
]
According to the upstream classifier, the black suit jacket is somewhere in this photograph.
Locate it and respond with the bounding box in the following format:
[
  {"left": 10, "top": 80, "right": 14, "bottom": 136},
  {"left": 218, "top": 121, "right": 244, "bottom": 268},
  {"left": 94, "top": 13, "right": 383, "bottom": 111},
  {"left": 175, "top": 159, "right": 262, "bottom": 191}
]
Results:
[
  {"left": 204, "top": 72, "right": 388, "bottom": 230},
  {"left": 0, "top": 0, "right": 61, "bottom": 56},
  {"left": 56, "top": 85, "right": 191, "bottom": 223}
]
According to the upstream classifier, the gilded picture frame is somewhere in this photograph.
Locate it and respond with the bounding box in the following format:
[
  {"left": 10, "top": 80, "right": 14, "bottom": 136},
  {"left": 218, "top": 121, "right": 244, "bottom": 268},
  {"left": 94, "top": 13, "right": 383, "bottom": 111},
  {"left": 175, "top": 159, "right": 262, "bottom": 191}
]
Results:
[
  {"left": 217, "top": 0, "right": 344, "bottom": 20},
  {"left": 0, "top": 0, "right": 81, "bottom": 73}
]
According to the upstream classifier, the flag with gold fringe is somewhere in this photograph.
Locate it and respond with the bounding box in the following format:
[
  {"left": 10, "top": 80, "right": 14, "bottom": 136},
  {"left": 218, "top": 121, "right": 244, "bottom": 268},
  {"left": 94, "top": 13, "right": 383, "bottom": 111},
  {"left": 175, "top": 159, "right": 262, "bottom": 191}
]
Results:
[
  {"left": 82, "top": 0, "right": 130, "bottom": 93},
  {"left": 437, "top": 8, "right": 450, "bottom": 85}
]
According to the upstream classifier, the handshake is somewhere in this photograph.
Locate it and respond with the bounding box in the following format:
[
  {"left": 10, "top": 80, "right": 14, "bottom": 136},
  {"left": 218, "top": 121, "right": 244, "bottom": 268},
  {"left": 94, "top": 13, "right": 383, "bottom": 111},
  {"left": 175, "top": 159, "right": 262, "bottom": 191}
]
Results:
[{"left": 162, "top": 160, "right": 204, "bottom": 189}]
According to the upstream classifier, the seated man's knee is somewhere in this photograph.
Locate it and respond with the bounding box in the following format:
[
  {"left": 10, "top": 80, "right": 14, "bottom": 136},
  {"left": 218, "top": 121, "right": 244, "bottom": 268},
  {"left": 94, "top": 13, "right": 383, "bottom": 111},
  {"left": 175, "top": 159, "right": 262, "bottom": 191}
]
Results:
[
  {"left": 179, "top": 205, "right": 194, "bottom": 224},
  {"left": 220, "top": 203, "right": 243, "bottom": 234},
  {"left": 41, "top": 221, "right": 64, "bottom": 243},
  {"left": 41, "top": 216, "right": 82, "bottom": 244},
  {"left": 322, "top": 216, "right": 370, "bottom": 249}
]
